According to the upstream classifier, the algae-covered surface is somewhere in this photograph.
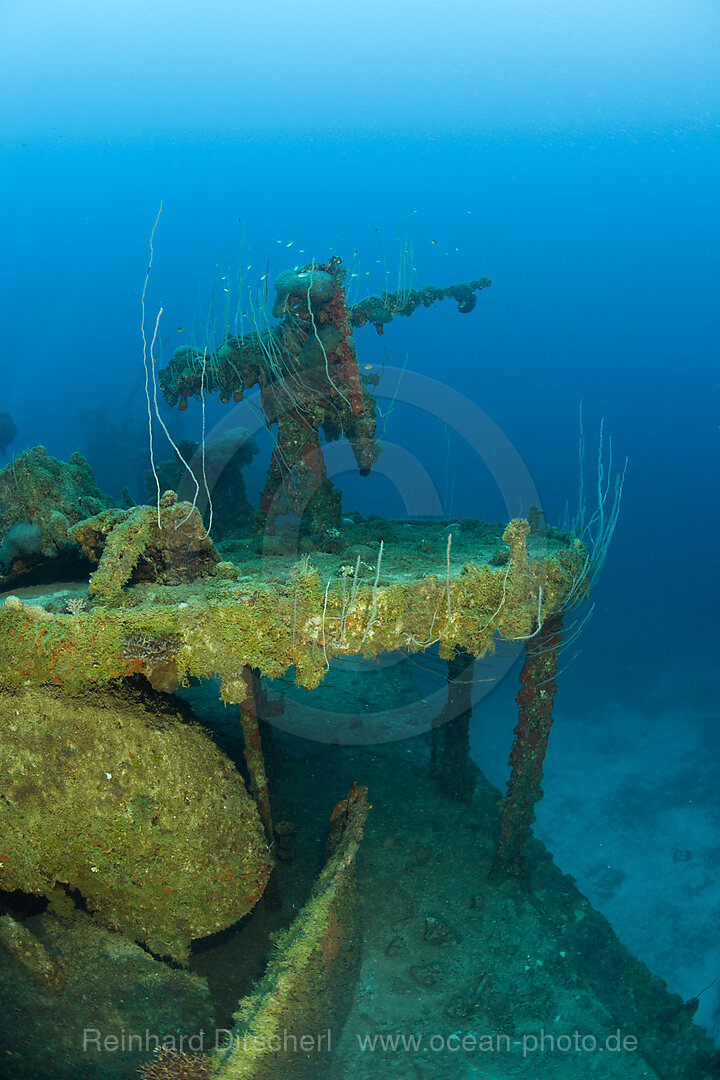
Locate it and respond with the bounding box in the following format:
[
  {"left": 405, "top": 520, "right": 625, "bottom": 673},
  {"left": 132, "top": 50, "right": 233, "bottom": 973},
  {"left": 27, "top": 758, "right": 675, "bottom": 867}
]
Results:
[
  {"left": 0, "top": 514, "right": 586, "bottom": 696},
  {"left": 0, "top": 684, "right": 271, "bottom": 962},
  {"left": 1, "top": 593, "right": 718, "bottom": 1080},
  {"left": 4, "top": 473, "right": 710, "bottom": 1080},
  {"left": 209, "top": 783, "right": 368, "bottom": 1080}
]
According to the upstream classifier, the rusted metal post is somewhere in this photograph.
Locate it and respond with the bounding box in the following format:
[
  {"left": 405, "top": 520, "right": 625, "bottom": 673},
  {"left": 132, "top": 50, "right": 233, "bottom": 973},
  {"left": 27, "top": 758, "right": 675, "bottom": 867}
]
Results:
[
  {"left": 238, "top": 667, "right": 280, "bottom": 907},
  {"left": 238, "top": 672, "right": 273, "bottom": 841},
  {"left": 431, "top": 646, "right": 476, "bottom": 801},
  {"left": 495, "top": 613, "right": 563, "bottom": 875}
]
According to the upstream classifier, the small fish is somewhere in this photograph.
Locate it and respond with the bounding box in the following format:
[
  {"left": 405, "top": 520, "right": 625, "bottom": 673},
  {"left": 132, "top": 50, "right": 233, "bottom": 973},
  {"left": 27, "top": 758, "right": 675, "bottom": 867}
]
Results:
[
  {"left": 430, "top": 239, "right": 438, "bottom": 245},
  {"left": 286, "top": 241, "right": 293, "bottom": 247},
  {"left": 260, "top": 273, "right": 268, "bottom": 280},
  {"left": 352, "top": 249, "right": 359, "bottom": 256},
  {"left": 176, "top": 327, "right": 184, "bottom": 332},
  {"left": 363, "top": 364, "right": 373, "bottom": 370}
]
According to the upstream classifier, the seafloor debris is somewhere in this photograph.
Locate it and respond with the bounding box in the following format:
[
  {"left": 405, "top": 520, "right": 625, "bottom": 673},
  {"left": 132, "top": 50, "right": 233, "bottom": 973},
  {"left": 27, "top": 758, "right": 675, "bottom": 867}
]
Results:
[
  {"left": 423, "top": 912, "right": 461, "bottom": 945},
  {"left": 0, "top": 683, "right": 272, "bottom": 962}
]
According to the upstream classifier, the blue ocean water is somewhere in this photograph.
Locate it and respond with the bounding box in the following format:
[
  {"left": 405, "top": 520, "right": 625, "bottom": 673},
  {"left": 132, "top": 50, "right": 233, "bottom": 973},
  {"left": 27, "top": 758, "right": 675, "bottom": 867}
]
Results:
[{"left": 1, "top": 0, "right": 719, "bottom": 1070}]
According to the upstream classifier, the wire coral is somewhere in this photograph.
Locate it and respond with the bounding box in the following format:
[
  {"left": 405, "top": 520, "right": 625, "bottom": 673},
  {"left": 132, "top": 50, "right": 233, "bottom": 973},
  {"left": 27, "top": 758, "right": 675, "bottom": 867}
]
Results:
[{"left": 158, "top": 257, "right": 491, "bottom": 536}]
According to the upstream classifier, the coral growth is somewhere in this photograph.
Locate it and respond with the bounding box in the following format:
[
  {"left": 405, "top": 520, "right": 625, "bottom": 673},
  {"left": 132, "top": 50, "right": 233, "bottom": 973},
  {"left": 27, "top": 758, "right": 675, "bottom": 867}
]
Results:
[
  {"left": 70, "top": 491, "right": 219, "bottom": 606},
  {"left": 0, "top": 446, "right": 115, "bottom": 586},
  {"left": 158, "top": 258, "right": 375, "bottom": 535},
  {"left": 213, "top": 785, "right": 367, "bottom": 1079},
  {"left": 253, "top": 256, "right": 375, "bottom": 534},
  {"left": 0, "top": 517, "right": 587, "bottom": 698},
  {"left": 349, "top": 276, "right": 491, "bottom": 334}
]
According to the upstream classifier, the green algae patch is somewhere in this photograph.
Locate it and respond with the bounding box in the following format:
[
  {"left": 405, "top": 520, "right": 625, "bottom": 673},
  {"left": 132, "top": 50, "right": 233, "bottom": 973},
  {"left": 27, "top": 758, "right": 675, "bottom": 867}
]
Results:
[
  {"left": 0, "top": 684, "right": 272, "bottom": 962},
  {"left": 209, "top": 784, "right": 368, "bottom": 1080}
]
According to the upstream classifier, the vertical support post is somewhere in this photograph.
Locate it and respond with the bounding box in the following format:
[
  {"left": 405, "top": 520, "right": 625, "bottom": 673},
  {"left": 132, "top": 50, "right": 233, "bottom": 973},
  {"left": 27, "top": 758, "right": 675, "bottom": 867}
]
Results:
[
  {"left": 239, "top": 673, "right": 273, "bottom": 841},
  {"left": 431, "top": 646, "right": 476, "bottom": 802},
  {"left": 495, "top": 613, "right": 563, "bottom": 875},
  {"left": 238, "top": 667, "right": 280, "bottom": 908}
]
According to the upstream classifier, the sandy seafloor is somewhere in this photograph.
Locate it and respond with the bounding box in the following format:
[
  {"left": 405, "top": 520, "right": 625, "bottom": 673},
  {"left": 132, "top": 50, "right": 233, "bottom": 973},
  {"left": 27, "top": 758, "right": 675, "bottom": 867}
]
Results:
[{"left": 471, "top": 648, "right": 720, "bottom": 1047}]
